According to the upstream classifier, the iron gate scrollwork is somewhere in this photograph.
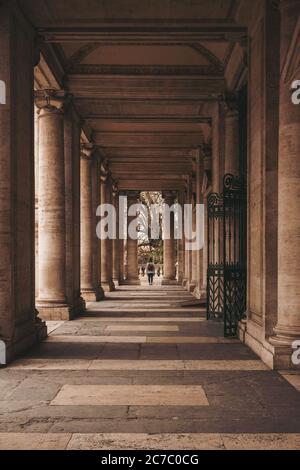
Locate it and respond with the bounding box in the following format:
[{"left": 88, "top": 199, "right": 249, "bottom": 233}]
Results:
[{"left": 207, "top": 174, "right": 247, "bottom": 336}]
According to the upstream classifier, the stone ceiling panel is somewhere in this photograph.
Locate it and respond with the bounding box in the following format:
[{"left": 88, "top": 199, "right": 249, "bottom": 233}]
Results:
[
  {"left": 74, "top": 99, "right": 211, "bottom": 118},
  {"left": 19, "top": 0, "right": 236, "bottom": 26},
  {"left": 80, "top": 45, "right": 211, "bottom": 66}
]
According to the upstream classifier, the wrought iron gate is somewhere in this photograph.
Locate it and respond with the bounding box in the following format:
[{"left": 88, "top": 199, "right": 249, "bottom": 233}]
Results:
[{"left": 207, "top": 174, "right": 247, "bottom": 336}]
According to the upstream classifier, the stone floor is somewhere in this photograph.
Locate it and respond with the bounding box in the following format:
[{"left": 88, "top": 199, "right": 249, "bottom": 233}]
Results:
[{"left": 0, "top": 285, "right": 300, "bottom": 450}]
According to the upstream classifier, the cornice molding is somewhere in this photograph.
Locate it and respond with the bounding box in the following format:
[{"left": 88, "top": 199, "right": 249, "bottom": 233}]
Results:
[
  {"left": 80, "top": 143, "right": 95, "bottom": 160},
  {"left": 100, "top": 158, "right": 110, "bottom": 182}
]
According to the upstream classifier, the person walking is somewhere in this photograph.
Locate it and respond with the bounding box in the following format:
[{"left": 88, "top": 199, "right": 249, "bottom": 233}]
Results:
[{"left": 146, "top": 258, "right": 155, "bottom": 286}]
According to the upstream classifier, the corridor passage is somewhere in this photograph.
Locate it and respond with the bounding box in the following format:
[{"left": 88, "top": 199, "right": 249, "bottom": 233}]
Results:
[{"left": 0, "top": 286, "right": 300, "bottom": 450}]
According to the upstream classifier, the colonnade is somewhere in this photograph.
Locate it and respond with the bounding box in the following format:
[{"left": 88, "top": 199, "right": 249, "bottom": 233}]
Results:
[{"left": 0, "top": 0, "right": 300, "bottom": 370}]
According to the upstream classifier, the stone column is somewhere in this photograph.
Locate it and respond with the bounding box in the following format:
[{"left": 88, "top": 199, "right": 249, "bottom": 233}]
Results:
[
  {"left": 118, "top": 238, "right": 125, "bottom": 284},
  {"left": 34, "top": 106, "right": 39, "bottom": 299},
  {"left": 183, "top": 183, "right": 189, "bottom": 288},
  {"left": 188, "top": 189, "right": 197, "bottom": 293},
  {"left": 183, "top": 178, "right": 195, "bottom": 292},
  {"left": 191, "top": 211, "right": 198, "bottom": 290},
  {"left": 201, "top": 148, "right": 212, "bottom": 298},
  {"left": 270, "top": 0, "right": 300, "bottom": 367},
  {"left": 177, "top": 188, "right": 185, "bottom": 285},
  {"left": 35, "top": 90, "right": 71, "bottom": 320},
  {"left": 224, "top": 93, "right": 239, "bottom": 176},
  {"left": 212, "top": 102, "right": 225, "bottom": 192},
  {"left": 125, "top": 191, "right": 140, "bottom": 285},
  {"left": 100, "top": 163, "right": 115, "bottom": 292},
  {"left": 193, "top": 148, "right": 206, "bottom": 299},
  {"left": 80, "top": 144, "right": 103, "bottom": 301},
  {"left": 0, "top": 3, "right": 46, "bottom": 362},
  {"left": 162, "top": 191, "right": 177, "bottom": 285},
  {"left": 64, "top": 104, "right": 85, "bottom": 315},
  {"left": 112, "top": 181, "right": 120, "bottom": 286}
]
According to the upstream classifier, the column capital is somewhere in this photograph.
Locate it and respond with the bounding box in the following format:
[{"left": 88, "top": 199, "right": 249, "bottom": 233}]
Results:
[
  {"left": 221, "top": 92, "right": 239, "bottom": 115},
  {"left": 80, "top": 142, "right": 96, "bottom": 160},
  {"left": 100, "top": 158, "right": 110, "bottom": 183},
  {"left": 34, "top": 89, "right": 71, "bottom": 115},
  {"left": 112, "top": 180, "right": 118, "bottom": 197}
]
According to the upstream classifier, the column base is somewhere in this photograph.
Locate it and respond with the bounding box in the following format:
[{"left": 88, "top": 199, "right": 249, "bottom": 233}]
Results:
[
  {"left": 112, "top": 279, "right": 120, "bottom": 287},
  {"left": 101, "top": 281, "right": 115, "bottom": 292},
  {"left": 81, "top": 286, "right": 105, "bottom": 302},
  {"left": 161, "top": 278, "right": 178, "bottom": 285},
  {"left": 187, "top": 281, "right": 196, "bottom": 293},
  {"left": 192, "top": 285, "right": 207, "bottom": 300},
  {"left": 238, "top": 318, "right": 300, "bottom": 370},
  {"left": 123, "top": 279, "right": 141, "bottom": 285},
  {"left": 36, "top": 298, "right": 84, "bottom": 321},
  {"left": 3, "top": 315, "right": 47, "bottom": 364}
]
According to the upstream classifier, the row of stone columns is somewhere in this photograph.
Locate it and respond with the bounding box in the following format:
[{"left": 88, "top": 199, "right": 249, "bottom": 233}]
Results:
[{"left": 34, "top": 88, "right": 144, "bottom": 316}]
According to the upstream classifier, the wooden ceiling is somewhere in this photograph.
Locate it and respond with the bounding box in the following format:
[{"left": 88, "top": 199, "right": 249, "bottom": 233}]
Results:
[{"left": 23, "top": 0, "right": 247, "bottom": 191}]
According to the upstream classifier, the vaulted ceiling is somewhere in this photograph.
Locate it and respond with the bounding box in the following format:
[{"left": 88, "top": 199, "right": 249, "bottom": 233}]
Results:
[{"left": 20, "top": 0, "right": 248, "bottom": 191}]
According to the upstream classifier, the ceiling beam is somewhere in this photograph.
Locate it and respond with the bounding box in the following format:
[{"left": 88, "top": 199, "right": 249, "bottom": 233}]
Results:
[
  {"left": 39, "top": 25, "right": 247, "bottom": 43},
  {"left": 83, "top": 116, "right": 211, "bottom": 124},
  {"left": 94, "top": 132, "right": 203, "bottom": 147},
  {"left": 110, "top": 163, "right": 193, "bottom": 173},
  {"left": 117, "top": 179, "right": 186, "bottom": 191},
  {"left": 68, "top": 76, "right": 226, "bottom": 100},
  {"left": 100, "top": 147, "right": 198, "bottom": 157},
  {"left": 112, "top": 173, "right": 189, "bottom": 180},
  {"left": 88, "top": 120, "right": 205, "bottom": 133}
]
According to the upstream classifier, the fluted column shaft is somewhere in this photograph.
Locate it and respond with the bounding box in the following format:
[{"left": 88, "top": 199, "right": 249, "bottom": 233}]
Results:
[
  {"left": 118, "top": 238, "right": 125, "bottom": 284},
  {"left": 125, "top": 192, "right": 140, "bottom": 284},
  {"left": 112, "top": 184, "right": 120, "bottom": 285},
  {"left": 80, "top": 146, "right": 103, "bottom": 301},
  {"left": 100, "top": 173, "right": 115, "bottom": 292},
  {"left": 191, "top": 204, "right": 198, "bottom": 289},
  {"left": 162, "top": 192, "right": 177, "bottom": 285},
  {"left": 36, "top": 95, "right": 68, "bottom": 314}
]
